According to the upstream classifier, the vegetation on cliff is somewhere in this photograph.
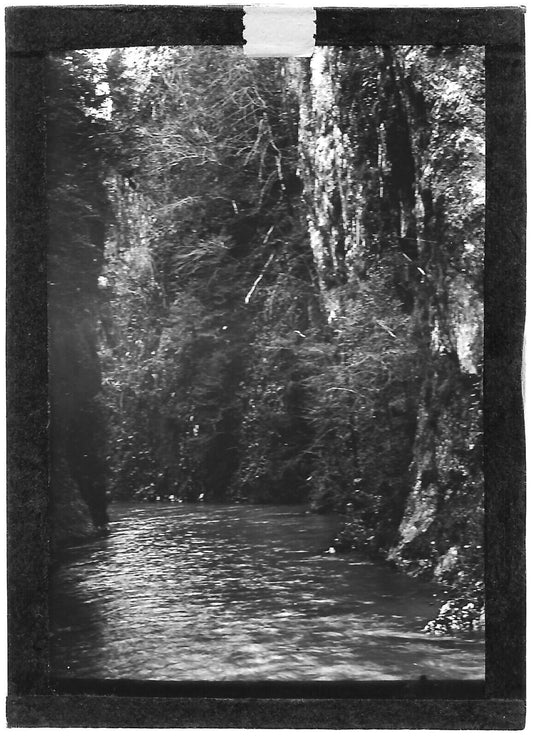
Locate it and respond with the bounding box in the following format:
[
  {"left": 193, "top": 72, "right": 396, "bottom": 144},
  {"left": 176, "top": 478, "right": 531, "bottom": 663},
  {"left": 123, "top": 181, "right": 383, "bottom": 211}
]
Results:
[{"left": 47, "top": 45, "right": 484, "bottom": 626}]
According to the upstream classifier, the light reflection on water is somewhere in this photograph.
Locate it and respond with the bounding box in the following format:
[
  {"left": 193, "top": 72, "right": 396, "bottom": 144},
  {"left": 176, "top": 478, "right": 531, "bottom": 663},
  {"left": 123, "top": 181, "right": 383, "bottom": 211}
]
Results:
[{"left": 50, "top": 503, "right": 484, "bottom": 681}]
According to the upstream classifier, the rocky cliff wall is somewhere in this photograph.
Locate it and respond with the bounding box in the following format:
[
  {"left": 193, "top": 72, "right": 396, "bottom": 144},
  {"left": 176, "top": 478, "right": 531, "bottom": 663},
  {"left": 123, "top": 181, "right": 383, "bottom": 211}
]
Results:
[{"left": 294, "top": 46, "right": 484, "bottom": 601}]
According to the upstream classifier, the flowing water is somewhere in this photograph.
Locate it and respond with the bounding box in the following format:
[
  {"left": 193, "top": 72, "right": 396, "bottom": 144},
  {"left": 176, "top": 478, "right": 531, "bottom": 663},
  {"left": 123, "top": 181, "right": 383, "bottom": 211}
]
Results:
[{"left": 50, "top": 503, "right": 484, "bottom": 681}]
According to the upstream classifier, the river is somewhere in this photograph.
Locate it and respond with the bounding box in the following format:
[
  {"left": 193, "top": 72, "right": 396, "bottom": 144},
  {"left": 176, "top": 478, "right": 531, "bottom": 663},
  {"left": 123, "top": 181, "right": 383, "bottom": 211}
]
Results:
[{"left": 49, "top": 503, "right": 484, "bottom": 682}]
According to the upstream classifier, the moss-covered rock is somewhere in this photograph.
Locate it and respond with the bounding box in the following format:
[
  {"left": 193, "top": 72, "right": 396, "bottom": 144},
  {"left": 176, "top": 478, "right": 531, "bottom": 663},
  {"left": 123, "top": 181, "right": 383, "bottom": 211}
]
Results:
[{"left": 424, "top": 598, "right": 485, "bottom": 635}]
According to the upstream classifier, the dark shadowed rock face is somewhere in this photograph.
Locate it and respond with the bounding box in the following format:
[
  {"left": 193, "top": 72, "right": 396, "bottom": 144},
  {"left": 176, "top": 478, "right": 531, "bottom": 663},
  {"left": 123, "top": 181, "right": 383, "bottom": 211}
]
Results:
[
  {"left": 49, "top": 291, "right": 110, "bottom": 549},
  {"left": 47, "top": 53, "right": 110, "bottom": 548},
  {"left": 49, "top": 316, "right": 109, "bottom": 548}
]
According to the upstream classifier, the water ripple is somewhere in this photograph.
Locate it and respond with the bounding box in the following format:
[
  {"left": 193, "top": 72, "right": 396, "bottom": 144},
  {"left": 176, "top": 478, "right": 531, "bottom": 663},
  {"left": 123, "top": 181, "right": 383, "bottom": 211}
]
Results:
[{"left": 50, "top": 503, "right": 484, "bottom": 681}]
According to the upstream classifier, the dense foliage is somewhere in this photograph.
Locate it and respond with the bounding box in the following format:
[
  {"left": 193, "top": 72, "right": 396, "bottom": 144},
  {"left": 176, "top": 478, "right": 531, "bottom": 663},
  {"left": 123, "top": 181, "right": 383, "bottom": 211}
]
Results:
[
  {"left": 48, "top": 46, "right": 484, "bottom": 618},
  {"left": 99, "top": 48, "right": 312, "bottom": 503}
]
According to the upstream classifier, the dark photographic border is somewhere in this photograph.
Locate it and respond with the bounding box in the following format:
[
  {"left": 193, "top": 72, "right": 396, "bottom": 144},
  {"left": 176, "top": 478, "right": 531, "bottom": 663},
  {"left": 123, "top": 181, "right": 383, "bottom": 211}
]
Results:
[{"left": 5, "top": 5, "right": 526, "bottom": 729}]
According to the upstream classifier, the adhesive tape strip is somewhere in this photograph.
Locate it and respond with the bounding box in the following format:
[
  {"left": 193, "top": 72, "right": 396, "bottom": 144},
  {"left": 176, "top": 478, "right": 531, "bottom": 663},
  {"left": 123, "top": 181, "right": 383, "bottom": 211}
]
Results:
[{"left": 243, "top": 6, "right": 316, "bottom": 58}]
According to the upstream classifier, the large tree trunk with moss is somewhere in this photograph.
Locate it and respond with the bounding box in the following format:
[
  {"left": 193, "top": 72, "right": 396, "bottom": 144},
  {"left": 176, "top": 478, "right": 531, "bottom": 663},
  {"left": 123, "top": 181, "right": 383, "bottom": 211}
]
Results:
[{"left": 294, "top": 46, "right": 484, "bottom": 597}]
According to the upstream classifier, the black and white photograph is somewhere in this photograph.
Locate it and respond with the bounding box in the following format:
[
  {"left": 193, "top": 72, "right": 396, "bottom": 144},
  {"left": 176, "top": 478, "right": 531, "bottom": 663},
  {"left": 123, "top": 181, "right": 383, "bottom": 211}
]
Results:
[
  {"left": 6, "top": 3, "right": 526, "bottom": 729},
  {"left": 48, "top": 41, "right": 486, "bottom": 683}
]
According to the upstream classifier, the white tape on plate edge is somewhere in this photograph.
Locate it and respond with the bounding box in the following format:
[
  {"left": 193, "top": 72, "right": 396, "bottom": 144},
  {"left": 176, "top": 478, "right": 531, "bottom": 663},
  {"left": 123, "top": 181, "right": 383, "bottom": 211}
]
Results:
[{"left": 243, "top": 6, "right": 316, "bottom": 58}]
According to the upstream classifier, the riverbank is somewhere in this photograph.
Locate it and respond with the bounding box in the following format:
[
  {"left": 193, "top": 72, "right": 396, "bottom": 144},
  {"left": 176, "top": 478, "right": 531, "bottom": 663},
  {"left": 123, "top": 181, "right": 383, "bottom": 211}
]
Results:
[{"left": 325, "top": 513, "right": 484, "bottom": 635}]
